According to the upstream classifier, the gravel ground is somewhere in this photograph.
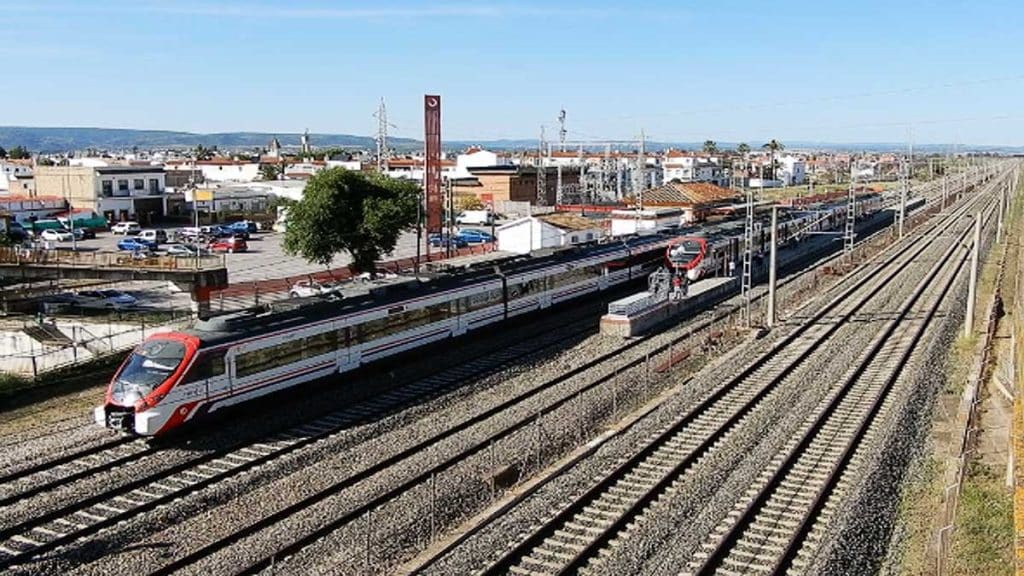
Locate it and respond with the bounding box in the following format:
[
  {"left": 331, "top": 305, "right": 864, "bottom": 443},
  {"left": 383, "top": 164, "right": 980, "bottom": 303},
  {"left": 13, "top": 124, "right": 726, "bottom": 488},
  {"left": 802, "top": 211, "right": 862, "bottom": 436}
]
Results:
[{"left": 412, "top": 209, "right": 960, "bottom": 576}]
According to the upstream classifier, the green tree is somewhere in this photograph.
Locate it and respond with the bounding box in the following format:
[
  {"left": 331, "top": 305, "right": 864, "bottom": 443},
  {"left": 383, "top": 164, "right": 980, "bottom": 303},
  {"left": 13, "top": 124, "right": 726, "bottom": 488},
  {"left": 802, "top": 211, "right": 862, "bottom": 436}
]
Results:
[
  {"left": 0, "top": 146, "right": 7, "bottom": 158},
  {"left": 283, "top": 168, "right": 418, "bottom": 274},
  {"left": 193, "top": 144, "right": 215, "bottom": 161},
  {"left": 702, "top": 140, "right": 718, "bottom": 154},
  {"left": 455, "top": 194, "right": 485, "bottom": 212},
  {"left": 259, "top": 163, "right": 282, "bottom": 181},
  {"left": 761, "top": 139, "right": 784, "bottom": 180},
  {"left": 7, "top": 145, "right": 30, "bottom": 159},
  {"left": 736, "top": 143, "right": 751, "bottom": 156}
]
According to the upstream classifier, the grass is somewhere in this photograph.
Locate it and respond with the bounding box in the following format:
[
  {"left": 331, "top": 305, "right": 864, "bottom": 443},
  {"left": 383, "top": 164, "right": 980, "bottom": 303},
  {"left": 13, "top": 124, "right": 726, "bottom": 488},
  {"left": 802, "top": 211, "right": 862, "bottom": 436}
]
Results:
[
  {"left": 948, "top": 463, "right": 1014, "bottom": 575},
  {"left": 894, "top": 455, "right": 943, "bottom": 576}
]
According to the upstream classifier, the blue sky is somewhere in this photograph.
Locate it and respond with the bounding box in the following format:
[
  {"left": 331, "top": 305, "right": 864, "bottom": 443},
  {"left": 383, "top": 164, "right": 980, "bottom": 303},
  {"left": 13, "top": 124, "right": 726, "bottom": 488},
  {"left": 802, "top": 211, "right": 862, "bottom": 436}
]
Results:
[{"left": 3, "top": 0, "right": 1023, "bottom": 145}]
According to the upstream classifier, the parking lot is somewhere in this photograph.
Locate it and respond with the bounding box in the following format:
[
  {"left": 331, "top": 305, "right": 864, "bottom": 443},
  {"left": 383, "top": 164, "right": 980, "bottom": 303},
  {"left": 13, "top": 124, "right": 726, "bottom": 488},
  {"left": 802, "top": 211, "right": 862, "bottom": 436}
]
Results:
[{"left": 44, "top": 225, "right": 497, "bottom": 284}]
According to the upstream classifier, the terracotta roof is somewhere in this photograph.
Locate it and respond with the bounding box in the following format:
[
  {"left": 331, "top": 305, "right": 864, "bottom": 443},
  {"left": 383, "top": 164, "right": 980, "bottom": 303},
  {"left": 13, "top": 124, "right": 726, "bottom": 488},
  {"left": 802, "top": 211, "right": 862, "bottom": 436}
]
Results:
[
  {"left": 627, "top": 182, "right": 739, "bottom": 207},
  {"left": 539, "top": 213, "right": 602, "bottom": 231},
  {"left": 0, "top": 195, "right": 65, "bottom": 203},
  {"left": 464, "top": 146, "right": 483, "bottom": 154}
]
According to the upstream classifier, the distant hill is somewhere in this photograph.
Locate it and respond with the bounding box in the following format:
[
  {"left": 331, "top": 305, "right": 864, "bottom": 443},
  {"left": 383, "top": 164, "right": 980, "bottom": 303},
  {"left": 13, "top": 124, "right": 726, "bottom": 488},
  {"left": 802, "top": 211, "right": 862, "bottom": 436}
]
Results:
[
  {"left": 1, "top": 126, "right": 1020, "bottom": 155},
  {"left": 0, "top": 126, "right": 419, "bottom": 153}
]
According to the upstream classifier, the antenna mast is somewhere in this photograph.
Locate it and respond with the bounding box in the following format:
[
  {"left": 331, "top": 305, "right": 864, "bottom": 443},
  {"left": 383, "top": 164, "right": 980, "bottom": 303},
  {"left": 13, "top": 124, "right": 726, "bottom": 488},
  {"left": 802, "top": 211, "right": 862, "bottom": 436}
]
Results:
[
  {"left": 536, "top": 125, "right": 548, "bottom": 206},
  {"left": 558, "top": 109, "right": 567, "bottom": 152},
  {"left": 374, "top": 97, "right": 390, "bottom": 172}
]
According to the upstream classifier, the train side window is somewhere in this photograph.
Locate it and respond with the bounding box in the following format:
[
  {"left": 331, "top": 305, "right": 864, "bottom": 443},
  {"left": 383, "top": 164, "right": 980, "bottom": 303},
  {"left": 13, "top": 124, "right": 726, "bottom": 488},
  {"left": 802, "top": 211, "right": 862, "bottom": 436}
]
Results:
[{"left": 185, "top": 349, "right": 226, "bottom": 382}]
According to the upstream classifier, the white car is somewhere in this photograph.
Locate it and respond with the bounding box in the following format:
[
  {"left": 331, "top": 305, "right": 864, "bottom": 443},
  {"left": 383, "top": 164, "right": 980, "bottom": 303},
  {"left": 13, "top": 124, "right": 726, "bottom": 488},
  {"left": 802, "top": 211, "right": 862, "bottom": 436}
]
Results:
[
  {"left": 354, "top": 269, "right": 400, "bottom": 282},
  {"left": 111, "top": 222, "right": 141, "bottom": 235},
  {"left": 289, "top": 280, "right": 344, "bottom": 299},
  {"left": 165, "top": 244, "right": 206, "bottom": 258},
  {"left": 74, "top": 290, "right": 138, "bottom": 310},
  {"left": 39, "top": 229, "right": 74, "bottom": 242}
]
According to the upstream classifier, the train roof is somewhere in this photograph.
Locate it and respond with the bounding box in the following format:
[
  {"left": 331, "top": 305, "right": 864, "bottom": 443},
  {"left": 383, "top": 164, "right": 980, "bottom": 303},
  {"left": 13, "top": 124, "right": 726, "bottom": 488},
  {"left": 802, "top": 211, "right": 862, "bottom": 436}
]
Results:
[{"left": 180, "top": 233, "right": 672, "bottom": 346}]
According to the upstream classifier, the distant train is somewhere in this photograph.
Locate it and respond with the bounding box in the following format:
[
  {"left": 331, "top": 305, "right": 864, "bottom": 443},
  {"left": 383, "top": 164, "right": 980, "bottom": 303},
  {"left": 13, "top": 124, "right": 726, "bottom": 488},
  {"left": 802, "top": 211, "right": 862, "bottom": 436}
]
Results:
[
  {"left": 96, "top": 236, "right": 674, "bottom": 436},
  {"left": 666, "top": 194, "right": 885, "bottom": 281}
]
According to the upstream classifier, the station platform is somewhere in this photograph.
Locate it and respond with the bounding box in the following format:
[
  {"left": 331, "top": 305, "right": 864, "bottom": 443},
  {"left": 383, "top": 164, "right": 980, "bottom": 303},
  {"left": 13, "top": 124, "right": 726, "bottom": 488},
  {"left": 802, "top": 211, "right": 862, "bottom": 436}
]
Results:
[{"left": 600, "top": 277, "right": 737, "bottom": 337}]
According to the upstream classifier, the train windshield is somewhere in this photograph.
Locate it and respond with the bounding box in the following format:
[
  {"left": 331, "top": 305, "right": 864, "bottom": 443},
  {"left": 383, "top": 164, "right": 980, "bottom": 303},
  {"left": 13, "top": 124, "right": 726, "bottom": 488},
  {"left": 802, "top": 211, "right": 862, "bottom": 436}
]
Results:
[
  {"left": 112, "top": 339, "right": 186, "bottom": 403},
  {"left": 668, "top": 240, "right": 703, "bottom": 265}
]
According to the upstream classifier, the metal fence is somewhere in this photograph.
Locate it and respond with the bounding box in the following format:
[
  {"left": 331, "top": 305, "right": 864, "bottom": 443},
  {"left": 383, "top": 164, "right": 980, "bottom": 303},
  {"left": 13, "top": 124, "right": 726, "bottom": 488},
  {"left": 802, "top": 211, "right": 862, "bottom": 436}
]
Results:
[{"left": 0, "top": 246, "right": 225, "bottom": 271}]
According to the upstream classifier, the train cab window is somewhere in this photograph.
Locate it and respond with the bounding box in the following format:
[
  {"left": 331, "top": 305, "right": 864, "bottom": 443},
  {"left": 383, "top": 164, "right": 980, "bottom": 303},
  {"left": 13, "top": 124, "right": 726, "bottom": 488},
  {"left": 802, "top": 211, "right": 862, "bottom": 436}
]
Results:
[
  {"left": 111, "top": 339, "right": 186, "bottom": 402},
  {"left": 185, "top": 349, "right": 226, "bottom": 383}
]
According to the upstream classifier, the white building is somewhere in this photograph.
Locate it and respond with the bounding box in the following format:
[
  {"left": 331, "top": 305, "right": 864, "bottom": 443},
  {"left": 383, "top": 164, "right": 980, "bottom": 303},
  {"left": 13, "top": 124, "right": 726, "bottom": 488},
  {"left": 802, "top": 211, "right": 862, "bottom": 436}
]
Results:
[
  {"left": 609, "top": 207, "right": 684, "bottom": 237},
  {"left": 454, "top": 147, "right": 513, "bottom": 177},
  {"left": 662, "top": 151, "right": 725, "bottom": 186},
  {"left": 775, "top": 155, "right": 807, "bottom": 186},
  {"left": 196, "top": 159, "right": 261, "bottom": 183},
  {"left": 0, "top": 160, "right": 32, "bottom": 191},
  {"left": 496, "top": 213, "right": 604, "bottom": 254}
]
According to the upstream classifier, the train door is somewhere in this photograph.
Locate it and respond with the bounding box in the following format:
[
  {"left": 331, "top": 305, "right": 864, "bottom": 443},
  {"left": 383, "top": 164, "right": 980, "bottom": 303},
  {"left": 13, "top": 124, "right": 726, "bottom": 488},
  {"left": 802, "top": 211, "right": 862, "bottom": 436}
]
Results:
[
  {"left": 338, "top": 325, "right": 360, "bottom": 372},
  {"left": 454, "top": 296, "right": 469, "bottom": 336}
]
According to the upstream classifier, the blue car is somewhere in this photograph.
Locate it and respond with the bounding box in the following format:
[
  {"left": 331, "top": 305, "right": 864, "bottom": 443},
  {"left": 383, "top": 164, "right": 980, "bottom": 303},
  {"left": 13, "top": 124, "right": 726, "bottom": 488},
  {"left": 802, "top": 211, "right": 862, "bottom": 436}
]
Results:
[
  {"left": 228, "top": 221, "right": 258, "bottom": 234},
  {"left": 117, "top": 237, "right": 157, "bottom": 252},
  {"left": 429, "top": 234, "right": 469, "bottom": 249},
  {"left": 456, "top": 229, "right": 494, "bottom": 244}
]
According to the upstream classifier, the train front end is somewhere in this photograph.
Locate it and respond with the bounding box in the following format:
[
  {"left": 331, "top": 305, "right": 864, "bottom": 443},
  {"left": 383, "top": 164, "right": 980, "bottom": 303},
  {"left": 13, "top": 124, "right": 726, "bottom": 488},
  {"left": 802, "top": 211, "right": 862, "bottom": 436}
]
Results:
[
  {"left": 94, "top": 333, "right": 200, "bottom": 436},
  {"left": 666, "top": 237, "right": 708, "bottom": 281}
]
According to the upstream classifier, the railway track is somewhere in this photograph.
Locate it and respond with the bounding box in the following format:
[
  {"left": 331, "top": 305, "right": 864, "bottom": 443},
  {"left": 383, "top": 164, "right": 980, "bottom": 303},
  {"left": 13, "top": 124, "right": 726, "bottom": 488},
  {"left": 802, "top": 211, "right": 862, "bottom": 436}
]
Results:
[
  {"left": 163, "top": 179, "right": 992, "bottom": 575},
  {"left": 0, "top": 316, "right": 602, "bottom": 569},
  {"left": 413, "top": 174, "right": 1003, "bottom": 576},
  {"left": 684, "top": 200, "right": 993, "bottom": 575}
]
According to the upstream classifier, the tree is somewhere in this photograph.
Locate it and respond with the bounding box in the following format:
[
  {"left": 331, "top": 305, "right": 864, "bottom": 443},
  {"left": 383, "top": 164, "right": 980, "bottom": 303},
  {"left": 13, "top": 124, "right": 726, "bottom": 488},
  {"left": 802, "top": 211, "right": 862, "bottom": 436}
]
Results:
[
  {"left": 193, "top": 144, "right": 215, "bottom": 161},
  {"left": 283, "top": 168, "right": 418, "bottom": 275},
  {"left": 7, "top": 145, "right": 30, "bottom": 159},
  {"left": 761, "top": 139, "right": 784, "bottom": 180},
  {"left": 702, "top": 140, "right": 718, "bottom": 154},
  {"left": 259, "top": 163, "right": 282, "bottom": 181},
  {"left": 736, "top": 143, "right": 751, "bottom": 156},
  {"left": 0, "top": 146, "right": 6, "bottom": 159},
  {"left": 455, "top": 194, "right": 485, "bottom": 212}
]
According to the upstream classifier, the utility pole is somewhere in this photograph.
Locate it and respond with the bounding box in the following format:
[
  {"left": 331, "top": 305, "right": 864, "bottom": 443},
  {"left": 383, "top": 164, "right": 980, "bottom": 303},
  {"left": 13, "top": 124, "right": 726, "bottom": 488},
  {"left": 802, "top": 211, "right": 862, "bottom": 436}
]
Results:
[
  {"left": 966, "top": 213, "right": 981, "bottom": 336},
  {"left": 634, "top": 129, "right": 646, "bottom": 210},
  {"left": 742, "top": 164, "right": 757, "bottom": 326},
  {"left": 899, "top": 154, "right": 908, "bottom": 239},
  {"left": 374, "top": 97, "right": 390, "bottom": 172},
  {"left": 997, "top": 185, "right": 1005, "bottom": 244},
  {"left": 536, "top": 126, "right": 547, "bottom": 206},
  {"left": 767, "top": 205, "right": 778, "bottom": 328},
  {"left": 845, "top": 157, "right": 857, "bottom": 255},
  {"left": 558, "top": 109, "right": 567, "bottom": 152}
]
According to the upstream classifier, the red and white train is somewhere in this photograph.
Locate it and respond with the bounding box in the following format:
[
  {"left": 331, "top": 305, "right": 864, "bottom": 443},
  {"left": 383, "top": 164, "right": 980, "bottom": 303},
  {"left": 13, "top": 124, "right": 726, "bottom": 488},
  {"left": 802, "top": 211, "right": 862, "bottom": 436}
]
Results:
[
  {"left": 666, "top": 194, "right": 885, "bottom": 281},
  {"left": 95, "top": 236, "right": 673, "bottom": 436}
]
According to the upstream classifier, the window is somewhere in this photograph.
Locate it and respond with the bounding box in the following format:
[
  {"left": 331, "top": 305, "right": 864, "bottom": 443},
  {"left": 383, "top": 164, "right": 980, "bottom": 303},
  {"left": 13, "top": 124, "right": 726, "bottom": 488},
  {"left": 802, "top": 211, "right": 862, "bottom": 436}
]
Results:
[
  {"left": 355, "top": 302, "right": 455, "bottom": 344},
  {"left": 235, "top": 338, "right": 306, "bottom": 378},
  {"left": 550, "top": 264, "right": 602, "bottom": 290},
  {"left": 184, "top": 349, "right": 226, "bottom": 382},
  {"left": 102, "top": 181, "right": 113, "bottom": 196},
  {"left": 133, "top": 179, "right": 144, "bottom": 190},
  {"left": 149, "top": 178, "right": 159, "bottom": 192},
  {"left": 118, "top": 179, "right": 128, "bottom": 191}
]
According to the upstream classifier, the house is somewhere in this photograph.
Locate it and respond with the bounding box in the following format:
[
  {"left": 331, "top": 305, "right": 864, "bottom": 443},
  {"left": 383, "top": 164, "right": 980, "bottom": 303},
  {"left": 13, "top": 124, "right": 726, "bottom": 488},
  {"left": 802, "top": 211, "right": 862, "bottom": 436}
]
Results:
[
  {"left": 609, "top": 207, "right": 685, "bottom": 237},
  {"left": 196, "top": 158, "right": 261, "bottom": 183},
  {"left": 661, "top": 150, "right": 726, "bottom": 186},
  {"left": 33, "top": 165, "right": 175, "bottom": 222},
  {"left": 452, "top": 166, "right": 573, "bottom": 208},
  {"left": 495, "top": 213, "right": 604, "bottom": 254},
  {"left": 454, "top": 147, "right": 513, "bottom": 177},
  {"left": 775, "top": 155, "right": 807, "bottom": 185},
  {"left": 0, "top": 160, "right": 32, "bottom": 191},
  {"left": 626, "top": 181, "right": 739, "bottom": 224}
]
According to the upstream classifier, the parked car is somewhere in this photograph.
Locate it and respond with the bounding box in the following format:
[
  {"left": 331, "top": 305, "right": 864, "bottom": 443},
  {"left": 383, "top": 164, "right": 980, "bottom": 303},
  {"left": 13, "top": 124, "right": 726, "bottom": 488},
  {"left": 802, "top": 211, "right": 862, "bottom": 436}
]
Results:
[
  {"left": 456, "top": 229, "right": 494, "bottom": 244},
  {"left": 456, "top": 210, "right": 494, "bottom": 225},
  {"left": 227, "top": 220, "right": 258, "bottom": 234},
  {"left": 111, "top": 221, "right": 142, "bottom": 235},
  {"left": 165, "top": 243, "right": 207, "bottom": 258},
  {"left": 208, "top": 237, "right": 248, "bottom": 253},
  {"left": 7, "top": 222, "right": 27, "bottom": 241},
  {"left": 74, "top": 289, "right": 138, "bottom": 310},
  {"left": 117, "top": 237, "right": 157, "bottom": 252},
  {"left": 138, "top": 229, "right": 168, "bottom": 244},
  {"left": 429, "top": 234, "right": 469, "bottom": 249},
  {"left": 67, "top": 226, "right": 97, "bottom": 240},
  {"left": 39, "top": 229, "right": 74, "bottom": 242},
  {"left": 354, "top": 269, "right": 400, "bottom": 282},
  {"left": 289, "top": 279, "right": 344, "bottom": 299},
  {"left": 175, "top": 227, "right": 203, "bottom": 242}
]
